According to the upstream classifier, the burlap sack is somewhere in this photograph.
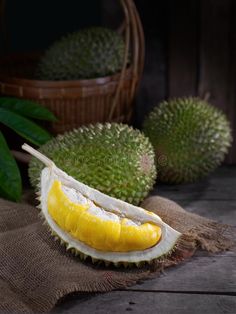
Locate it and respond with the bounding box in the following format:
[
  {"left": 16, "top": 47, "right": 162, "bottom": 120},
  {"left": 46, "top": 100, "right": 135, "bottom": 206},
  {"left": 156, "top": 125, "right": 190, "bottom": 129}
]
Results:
[{"left": 0, "top": 196, "right": 235, "bottom": 313}]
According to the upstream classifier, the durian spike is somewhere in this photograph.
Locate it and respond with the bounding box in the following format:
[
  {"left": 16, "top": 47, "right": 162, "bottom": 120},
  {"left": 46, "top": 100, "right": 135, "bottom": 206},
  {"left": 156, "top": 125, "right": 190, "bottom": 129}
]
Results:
[{"left": 22, "top": 144, "right": 55, "bottom": 168}]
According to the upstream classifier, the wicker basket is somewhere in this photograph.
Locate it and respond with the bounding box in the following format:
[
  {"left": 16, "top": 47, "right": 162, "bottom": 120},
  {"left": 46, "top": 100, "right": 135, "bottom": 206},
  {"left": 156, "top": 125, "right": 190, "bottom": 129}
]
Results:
[{"left": 0, "top": 0, "right": 144, "bottom": 134}]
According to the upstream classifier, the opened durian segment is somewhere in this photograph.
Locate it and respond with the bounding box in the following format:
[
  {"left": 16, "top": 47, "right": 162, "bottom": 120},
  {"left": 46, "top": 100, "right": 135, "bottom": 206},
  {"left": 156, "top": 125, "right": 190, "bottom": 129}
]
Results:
[
  {"left": 48, "top": 180, "right": 162, "bottom": 252},
  {"left": 22, "top": 144, "right": 182, "bottom": 264}
]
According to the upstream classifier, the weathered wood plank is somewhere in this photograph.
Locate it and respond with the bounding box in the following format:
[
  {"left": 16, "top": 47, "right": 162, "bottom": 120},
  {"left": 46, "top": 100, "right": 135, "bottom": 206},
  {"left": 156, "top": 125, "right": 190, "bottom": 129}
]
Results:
[
  {"left": 154, "top": 167, "right": 236, "bottom": 201},
  {"left": 53, "top": 292, "right": 236, "bottom": 314},
  {"left": 198, "top": 0, "right": 233, "bottom": 164},
  {"left": 135, "top": 37, "right": 166, "bottom": 127},
  {"left": 155, "top": 185, "right": 236, "bottom": 202},
  {"left": 183, "top": 200, "right": 236, "bottom": 224},
  {"left": 228, "top": 0, "right": 236, "bottom": 164},
  {"left": 198, "top": 0, "right": 230, "bottom": 111},
  {"left": 134, "top": 0, "right": 167, "bottom": 127},
  {"left": 146, "top": 198, "right": 236, "bottom": 225},
  {"left": 168, "top": 0, "right": 198, "bottom": 97},
  {"left": 128, "top": 254, "right": 236, "bottom": 293}
]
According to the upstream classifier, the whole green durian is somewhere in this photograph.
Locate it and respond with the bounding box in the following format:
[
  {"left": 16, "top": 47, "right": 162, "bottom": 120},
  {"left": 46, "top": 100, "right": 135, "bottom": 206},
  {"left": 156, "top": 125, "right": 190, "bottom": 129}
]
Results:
[
  {"left": 29, "top": 123, "right": 157, "bottom": 205},
  {"left": 143, "top": 98, "right": 232, "bottom": 184},
  {"left": 37, "top": 27, "right": 126, "bottom": 80}
]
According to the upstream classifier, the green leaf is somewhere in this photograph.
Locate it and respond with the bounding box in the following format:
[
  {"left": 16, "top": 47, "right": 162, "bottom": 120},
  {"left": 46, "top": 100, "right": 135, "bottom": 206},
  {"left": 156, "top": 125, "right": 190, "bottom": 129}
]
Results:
[
  {"left": 0, "top": 97, "right": 57, "bottom": 121},
  {"left": 0, "top": 131, "right": 21, "bottom": 202},
  {"left": 0, "top": 108, "right": 52, "bottom": 146}
]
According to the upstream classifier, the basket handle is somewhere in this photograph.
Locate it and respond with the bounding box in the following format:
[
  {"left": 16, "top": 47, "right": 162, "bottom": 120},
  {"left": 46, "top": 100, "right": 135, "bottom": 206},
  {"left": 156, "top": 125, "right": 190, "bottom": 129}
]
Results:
[
  {"left": 108, "top": 0, "right": 145, "bottom": 121},
  {"left": 108, "top": 0, "right": 130, "bottom": 120}
]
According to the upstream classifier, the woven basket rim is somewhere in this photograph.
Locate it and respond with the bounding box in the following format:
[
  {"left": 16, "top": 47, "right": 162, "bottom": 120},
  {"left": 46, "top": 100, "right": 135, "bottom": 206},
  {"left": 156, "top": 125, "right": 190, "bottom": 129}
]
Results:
[
  {"left": 0, "top": 68, "right": 132, "bottom": 88},
  {"left": 0, "top": 52, "right": 132, "bottom": 88}
]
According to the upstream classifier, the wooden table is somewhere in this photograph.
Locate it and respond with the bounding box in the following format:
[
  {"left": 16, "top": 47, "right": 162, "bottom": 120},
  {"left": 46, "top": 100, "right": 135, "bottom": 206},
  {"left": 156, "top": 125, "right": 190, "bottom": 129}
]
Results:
[{"left": 53, "top": 166, "right": 236, "bottom": 314}]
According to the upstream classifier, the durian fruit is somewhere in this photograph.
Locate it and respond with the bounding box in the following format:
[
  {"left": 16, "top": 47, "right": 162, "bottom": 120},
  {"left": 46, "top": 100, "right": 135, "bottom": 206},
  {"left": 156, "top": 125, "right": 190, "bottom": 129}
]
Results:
[
  {"left": 22, "top": 144, "right": 181, "bottom": 266},
  {"left": 143, "top": 98, "right": 232, "bottom": 184},
  {"left": 37, "top": 27, "right": 126, "bottom": 80},
  {"left": 29, "top": 123, "right": 157, "bottom": 206}
]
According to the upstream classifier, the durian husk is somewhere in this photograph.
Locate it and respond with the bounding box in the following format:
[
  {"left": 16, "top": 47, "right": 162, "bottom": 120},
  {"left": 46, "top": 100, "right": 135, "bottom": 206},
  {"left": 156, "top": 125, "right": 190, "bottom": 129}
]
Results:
[
  {"left": 23, "top": 144, "right": 181, "bottom": 267},
  {"left": 29, "top": 123, "right": 157, "bottom": 205},
  {"left": 143, "top": 97, "right": 232, "bottom": 184},
  {"left": 37, "top": 27, "right": 126, "bottom": 80}
]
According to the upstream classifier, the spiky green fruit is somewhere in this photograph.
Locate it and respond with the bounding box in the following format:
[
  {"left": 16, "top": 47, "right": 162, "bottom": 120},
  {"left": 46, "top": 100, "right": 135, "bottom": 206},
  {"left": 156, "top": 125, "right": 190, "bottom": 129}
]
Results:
[
  {"left": 29, "top": 123, "right": 157, "bottom": 205},
  {"left": 143, "top": 98, "right": 232, "bottom": 184},
  {"left": 37, "top": 27, "right": 125, "bottom": 80}
]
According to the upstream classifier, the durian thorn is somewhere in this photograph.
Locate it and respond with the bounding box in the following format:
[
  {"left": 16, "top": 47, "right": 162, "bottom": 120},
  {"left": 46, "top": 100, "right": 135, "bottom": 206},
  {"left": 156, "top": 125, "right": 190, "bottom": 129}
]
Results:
[
  {"left": 91, "top": 257, "right": 97, "bottom": 264},
  {"left": 22, "top": 143, "right": 55, "bottom": 168}
]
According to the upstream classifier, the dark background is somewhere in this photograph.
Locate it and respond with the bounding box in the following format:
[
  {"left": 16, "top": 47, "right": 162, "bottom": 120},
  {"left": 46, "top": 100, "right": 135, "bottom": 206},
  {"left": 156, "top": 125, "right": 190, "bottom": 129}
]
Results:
[{"left": 0, "top": 0, "right": 235, "bottom": 164}]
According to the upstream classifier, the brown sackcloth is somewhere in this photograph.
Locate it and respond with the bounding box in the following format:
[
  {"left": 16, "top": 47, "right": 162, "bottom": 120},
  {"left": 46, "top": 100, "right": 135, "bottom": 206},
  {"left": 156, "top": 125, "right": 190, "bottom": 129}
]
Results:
[{"left": 0, "top": 196, "right": 235, "bottom": 313}]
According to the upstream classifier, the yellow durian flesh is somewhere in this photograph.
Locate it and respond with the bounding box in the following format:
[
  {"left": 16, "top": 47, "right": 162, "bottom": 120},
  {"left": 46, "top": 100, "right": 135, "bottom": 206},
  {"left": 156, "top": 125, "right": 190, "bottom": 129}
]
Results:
[
  {"left": 47, "top": 180, "right": 162, "bottom": 252},
  {"left": 22, "top": 144, "right": 181, "bottom": 266}
]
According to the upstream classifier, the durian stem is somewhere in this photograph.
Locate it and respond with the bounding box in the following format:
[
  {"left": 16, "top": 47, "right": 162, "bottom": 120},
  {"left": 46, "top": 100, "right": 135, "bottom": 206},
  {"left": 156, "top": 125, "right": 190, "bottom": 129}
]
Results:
[{"left": 22, "top": 144, "right": 55, "bottom": 168}]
